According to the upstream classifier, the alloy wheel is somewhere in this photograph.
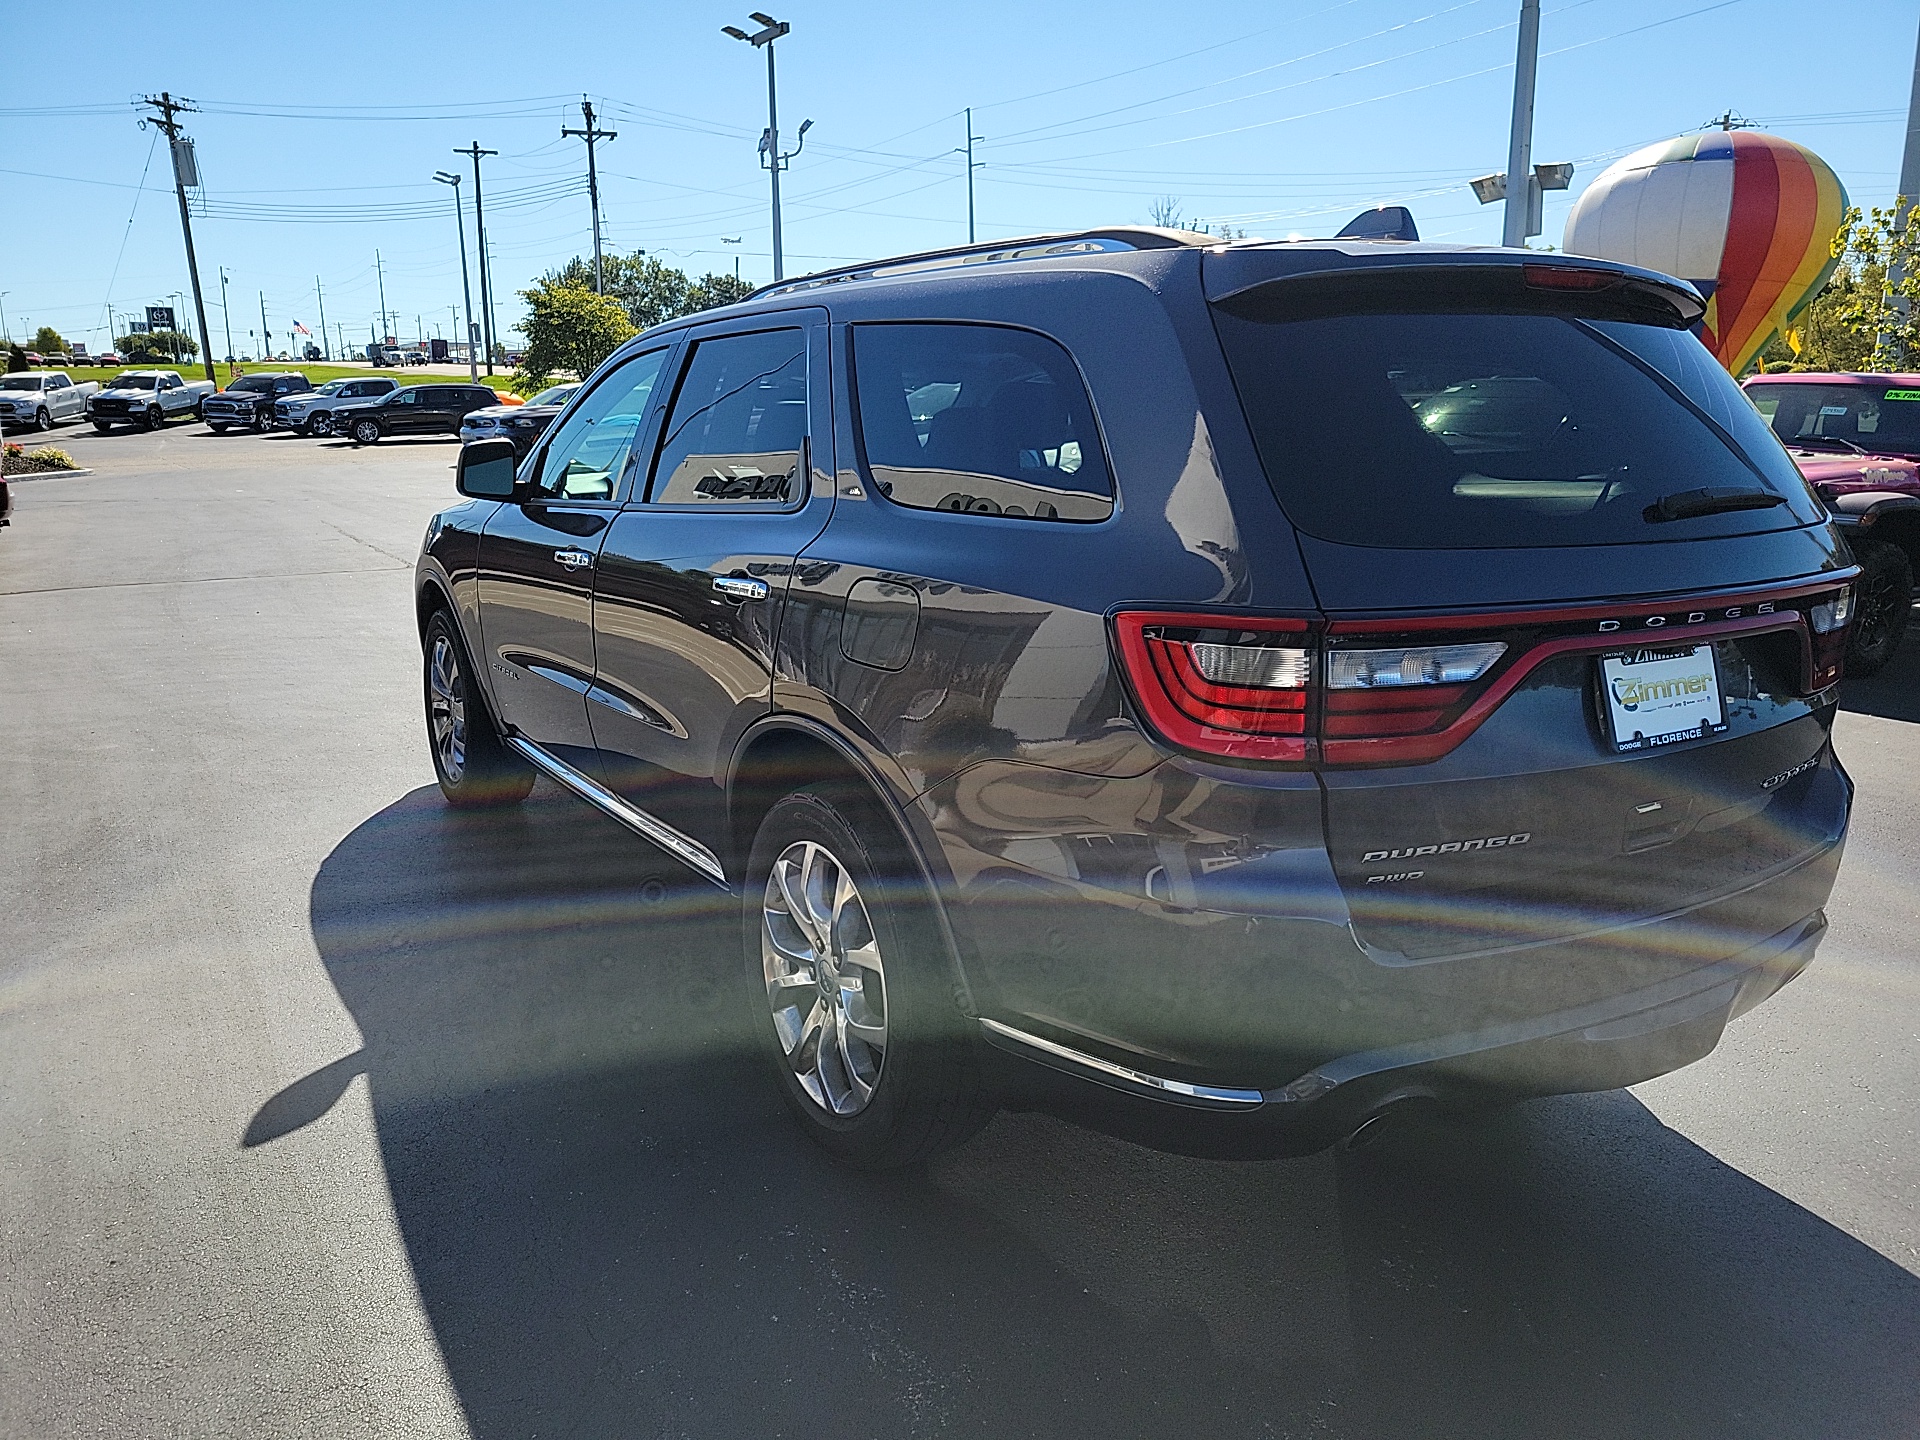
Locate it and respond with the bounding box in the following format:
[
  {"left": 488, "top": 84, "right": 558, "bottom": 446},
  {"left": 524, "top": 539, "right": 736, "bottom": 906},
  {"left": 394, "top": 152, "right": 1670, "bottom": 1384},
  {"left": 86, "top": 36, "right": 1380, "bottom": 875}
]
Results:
[
  {"left": 762, "top": 839, "right": 890, "bottom": 1116},
  {"left": 35, "top": 409, "right": 51, "bottom": 432},
  {"left": 1855, "top": 564, "right": 1904, "bottom": 657},
  {"left": 353, "top": 419, "right": 380, "bottom": 444},
  {"left": 310, "top": 415, "right": 332, "bottom": 437},
  {"left": 427, "top": 634, "right": 467, "bottom": 781}
]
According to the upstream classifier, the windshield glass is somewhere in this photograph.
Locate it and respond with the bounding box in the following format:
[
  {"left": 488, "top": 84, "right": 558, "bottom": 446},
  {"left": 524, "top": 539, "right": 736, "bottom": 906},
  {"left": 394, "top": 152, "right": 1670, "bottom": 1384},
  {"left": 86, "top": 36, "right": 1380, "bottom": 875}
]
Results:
[
  {"left": 1212, "top": 307, "right": 1820, "bottom": 548},
  {"left": 531, "top": 385, "right": 581, "bottom": 407},
  {"left": 0, "top": 377, "right": 46, "bottom": 391},
  {"left": 105, "top": 374, "right": 157, "bottom": 390},
  {"left": 229, "top": 377, "right": 277, "bottom": 393},
  {"left": 1744, "top": 381, "right": 1920, "bottom": 459}
]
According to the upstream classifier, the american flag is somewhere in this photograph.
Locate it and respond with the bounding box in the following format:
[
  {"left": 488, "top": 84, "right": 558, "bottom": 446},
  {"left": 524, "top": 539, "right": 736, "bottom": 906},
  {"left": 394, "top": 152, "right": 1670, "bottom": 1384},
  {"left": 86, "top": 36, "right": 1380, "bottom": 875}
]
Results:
[{"left": 291, "top": 320, "right": 311, "bottom": 335}]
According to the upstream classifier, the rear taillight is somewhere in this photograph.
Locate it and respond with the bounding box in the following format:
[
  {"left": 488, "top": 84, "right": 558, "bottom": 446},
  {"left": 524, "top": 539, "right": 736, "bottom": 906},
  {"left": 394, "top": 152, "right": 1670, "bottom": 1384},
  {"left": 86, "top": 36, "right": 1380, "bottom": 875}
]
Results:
[{"left": 1115, "top": 585, "right": 1849, "bottom": 768}]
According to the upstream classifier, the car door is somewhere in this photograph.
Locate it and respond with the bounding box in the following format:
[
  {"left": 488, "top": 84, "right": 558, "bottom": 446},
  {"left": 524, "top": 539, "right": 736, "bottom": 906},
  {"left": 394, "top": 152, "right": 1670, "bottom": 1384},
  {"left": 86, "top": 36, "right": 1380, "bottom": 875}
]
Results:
[
  {"left": 381, "top": 387, "right": 423, "bottom": 434},
  {"left": 588, "top": 313, "right": 834, "bottom": 858},
  {"left": 474, "top": 347, "right": 676, "bottom": 769}
]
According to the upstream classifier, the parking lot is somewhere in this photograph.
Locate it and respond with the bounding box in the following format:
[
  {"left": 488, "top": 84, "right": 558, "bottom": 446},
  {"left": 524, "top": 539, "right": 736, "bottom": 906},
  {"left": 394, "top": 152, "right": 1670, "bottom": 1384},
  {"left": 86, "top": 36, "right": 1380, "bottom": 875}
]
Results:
[{"left": 3, "top": 422, "right": 1919, "bottom": 1438}]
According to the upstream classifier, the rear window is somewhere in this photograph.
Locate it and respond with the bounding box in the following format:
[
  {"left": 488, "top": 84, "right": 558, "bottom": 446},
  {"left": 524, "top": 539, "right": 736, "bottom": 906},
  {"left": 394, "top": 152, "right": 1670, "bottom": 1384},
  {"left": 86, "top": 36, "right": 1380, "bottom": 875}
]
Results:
[
  {"left": 1744, "top": 380, "right": 1920, "bottom": 460},
  {"left": 1212, "top": 307, "right": 1820, "bottom": 548}
]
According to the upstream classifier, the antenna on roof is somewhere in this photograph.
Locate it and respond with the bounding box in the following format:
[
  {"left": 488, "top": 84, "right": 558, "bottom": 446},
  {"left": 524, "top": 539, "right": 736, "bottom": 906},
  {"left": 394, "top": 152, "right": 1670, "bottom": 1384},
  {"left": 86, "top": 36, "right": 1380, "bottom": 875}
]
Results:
[{"left": 1335, "top": 206, "right": 1420, "bottom": 242}]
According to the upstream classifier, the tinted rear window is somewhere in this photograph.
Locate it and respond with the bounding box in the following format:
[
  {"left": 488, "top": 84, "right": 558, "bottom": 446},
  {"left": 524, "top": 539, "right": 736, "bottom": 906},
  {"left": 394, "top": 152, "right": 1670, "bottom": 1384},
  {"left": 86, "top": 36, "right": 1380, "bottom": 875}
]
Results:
[{"left": 1212, "top": 308, "right": 1820, "bottom": 548}]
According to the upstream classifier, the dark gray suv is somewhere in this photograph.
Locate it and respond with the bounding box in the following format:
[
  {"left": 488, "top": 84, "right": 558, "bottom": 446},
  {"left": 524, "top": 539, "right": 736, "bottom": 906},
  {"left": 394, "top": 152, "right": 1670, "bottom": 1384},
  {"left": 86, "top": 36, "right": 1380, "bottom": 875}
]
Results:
[{"left": 415, "top": 226, "right": 1855, "bottom": 1167}]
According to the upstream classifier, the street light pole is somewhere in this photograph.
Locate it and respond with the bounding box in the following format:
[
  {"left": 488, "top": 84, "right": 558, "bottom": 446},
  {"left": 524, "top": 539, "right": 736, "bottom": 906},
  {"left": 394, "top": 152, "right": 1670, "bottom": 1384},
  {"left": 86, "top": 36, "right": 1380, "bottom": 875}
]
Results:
[
  {"left": 259, "top": 292, "right": 269, "bottom": 360},
  {"left": 725, "top": 14, "right": 812, "bottom": 284},
  {"left": 434, "top": 171, "right": 479, "bottom": 382},
  {"left": 1501, "top": 0, "right": 1542, "bottom": 249},
  {"left": 219, "top": 268, "right": 234, "bottom": 366},
  {"left": 456, "top": 142, "right": 499, "bottom": 373}
]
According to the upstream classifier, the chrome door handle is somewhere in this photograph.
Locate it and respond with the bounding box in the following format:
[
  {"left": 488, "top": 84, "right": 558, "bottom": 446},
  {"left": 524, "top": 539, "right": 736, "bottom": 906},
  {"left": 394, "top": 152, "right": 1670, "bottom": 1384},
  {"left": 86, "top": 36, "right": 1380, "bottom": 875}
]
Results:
[
  {"left": 712, "top": 574, "right": 770, "bottom": 602},
  {"left": 553, "top": 549, "right": 594, "bottom": 570}
]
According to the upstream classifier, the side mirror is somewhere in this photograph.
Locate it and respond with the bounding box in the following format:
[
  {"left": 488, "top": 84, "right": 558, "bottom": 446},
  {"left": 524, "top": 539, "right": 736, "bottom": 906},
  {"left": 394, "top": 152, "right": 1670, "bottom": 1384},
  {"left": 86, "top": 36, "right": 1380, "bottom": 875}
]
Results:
[{"left": 456, "top": 437, "right": 520, "bottom": 499}]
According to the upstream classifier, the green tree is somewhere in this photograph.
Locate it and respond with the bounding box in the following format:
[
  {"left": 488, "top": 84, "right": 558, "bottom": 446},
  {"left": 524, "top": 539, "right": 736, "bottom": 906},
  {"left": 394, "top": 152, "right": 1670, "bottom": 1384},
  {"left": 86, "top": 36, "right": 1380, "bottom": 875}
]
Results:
[
  {"left": 540, "top": 250, "right": 758, "bottom": 333},
  {"left": 687, "top": 272, "right": 755, "bottom": 310},
  {"left": 515, "top": 282, "right": 636, "bottom": 386},
  {"left": 31, "top": 325, "right": 67, "bottom": 356},
  {"left": 115, "top": 330, "right": 199, "bottom": 364},
  {"left": 1825, "top": 199, "right": 1920, "bottom": 370}
]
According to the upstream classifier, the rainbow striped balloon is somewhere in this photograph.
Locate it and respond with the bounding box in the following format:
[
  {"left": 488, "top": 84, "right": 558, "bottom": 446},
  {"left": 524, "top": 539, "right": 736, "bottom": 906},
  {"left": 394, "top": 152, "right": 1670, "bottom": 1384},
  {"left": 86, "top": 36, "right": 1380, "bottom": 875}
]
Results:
[{"left": 1563, "top": 131, "right": 1849, "bottom": 376}]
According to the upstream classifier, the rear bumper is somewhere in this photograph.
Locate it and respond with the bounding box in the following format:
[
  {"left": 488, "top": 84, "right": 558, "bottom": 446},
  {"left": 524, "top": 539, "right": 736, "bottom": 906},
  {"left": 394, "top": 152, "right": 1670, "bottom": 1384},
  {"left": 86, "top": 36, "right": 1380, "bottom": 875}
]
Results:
[{"left": 985, "top": 907, "right": 1829, "bottom": 1156}]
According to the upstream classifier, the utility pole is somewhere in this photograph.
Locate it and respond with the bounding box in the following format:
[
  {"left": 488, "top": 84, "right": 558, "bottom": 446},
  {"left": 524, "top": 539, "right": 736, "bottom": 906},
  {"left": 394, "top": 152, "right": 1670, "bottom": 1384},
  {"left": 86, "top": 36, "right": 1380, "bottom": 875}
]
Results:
[
  {"left": 562, "top": 97, "right": 618, "bottom": 293},
  {"left": 456, "top": 142, "right": 498, "bottom": 373},
  {"left": 1900, "top": 20, "right": 1920, "bottom": 239},
  {"left": 960, "top": 107, "right": 984, "bottom": 244},
  {"left": 1501, "top": 0, "right": 1542, "bottom": 249},
  {"left": 315, "top": 277, "right": 330, "bottom": 360},
  {"left": 137, "top": 93, "right": 217, "bottom": 384},
  {"left": 259, "top": 292, "right": 269, "bottom": 358},
  {"left": 218, "top": 267, "right": 234, "bottom": 366},
  {"left": 374, "top": 250, "right": 389, "bottom": 346},
  {"left": 725, "top": 15, "right": 812, "bottom": 284}
]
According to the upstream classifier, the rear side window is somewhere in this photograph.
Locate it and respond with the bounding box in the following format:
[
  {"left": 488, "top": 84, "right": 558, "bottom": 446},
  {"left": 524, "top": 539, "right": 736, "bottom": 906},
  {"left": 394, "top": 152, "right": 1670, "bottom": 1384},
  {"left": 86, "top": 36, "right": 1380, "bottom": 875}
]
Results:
[
  {"left": 851, "top": 322, "right": 1112, "bottom": 522},
  {"left": 650, "top": 328, "right": 807, "bottom": 505},
  {"left": 1212, "top": 308, "right": 1823, "bottom": 549}
]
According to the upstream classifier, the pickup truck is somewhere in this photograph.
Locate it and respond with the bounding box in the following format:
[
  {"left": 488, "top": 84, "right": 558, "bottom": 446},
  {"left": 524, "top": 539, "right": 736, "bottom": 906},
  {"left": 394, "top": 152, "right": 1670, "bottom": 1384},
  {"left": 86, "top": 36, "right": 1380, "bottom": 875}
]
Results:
[
  {"left": 88, "top": 371, "right": 217, "bottom": 432},
  {"left": 0, "top": 371, "right": 99, "bottom": 431},
  {"left": 201, "top": 372, "right": 313, "bottom": 433}
]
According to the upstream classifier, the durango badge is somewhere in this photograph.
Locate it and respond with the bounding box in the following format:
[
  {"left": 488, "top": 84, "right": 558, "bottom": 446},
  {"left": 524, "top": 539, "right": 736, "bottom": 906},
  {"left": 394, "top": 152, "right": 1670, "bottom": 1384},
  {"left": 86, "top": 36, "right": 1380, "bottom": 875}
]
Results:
[{"left": 1362, "top": 833, "right": 1531, "bottom": 863}]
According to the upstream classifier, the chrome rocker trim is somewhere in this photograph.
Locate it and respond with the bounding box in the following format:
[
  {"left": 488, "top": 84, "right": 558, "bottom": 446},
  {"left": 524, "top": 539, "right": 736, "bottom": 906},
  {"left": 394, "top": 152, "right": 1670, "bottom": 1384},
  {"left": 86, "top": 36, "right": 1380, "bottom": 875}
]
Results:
[
  {"left": 978, "top": 1018, "right": 1266, "bottom": 1110},
  {"left": 503, "top": 735, "right": 730, "bottom": 890}
]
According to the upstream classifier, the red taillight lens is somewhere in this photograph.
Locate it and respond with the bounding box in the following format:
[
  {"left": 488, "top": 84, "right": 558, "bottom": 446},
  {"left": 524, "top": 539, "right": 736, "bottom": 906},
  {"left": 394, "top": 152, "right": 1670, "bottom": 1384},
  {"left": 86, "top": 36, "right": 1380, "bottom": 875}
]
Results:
[
  {"left": 1523, "top": 263, "right": 1621, "bottom": 291},
  {"left": 1807, "top": 586, "right": 1852, "bottom": 688},
  {"left": 1113, "top": 612, "right": 1313, "bottom": 762}
]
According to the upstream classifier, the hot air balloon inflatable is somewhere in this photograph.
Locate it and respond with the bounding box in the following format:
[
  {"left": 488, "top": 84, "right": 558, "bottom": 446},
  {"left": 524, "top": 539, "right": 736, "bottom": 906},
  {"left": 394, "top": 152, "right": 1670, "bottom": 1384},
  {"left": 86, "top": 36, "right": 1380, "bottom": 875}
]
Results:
[{"left": 1562, "top": 130, "right": 1848, "bottom": 376}]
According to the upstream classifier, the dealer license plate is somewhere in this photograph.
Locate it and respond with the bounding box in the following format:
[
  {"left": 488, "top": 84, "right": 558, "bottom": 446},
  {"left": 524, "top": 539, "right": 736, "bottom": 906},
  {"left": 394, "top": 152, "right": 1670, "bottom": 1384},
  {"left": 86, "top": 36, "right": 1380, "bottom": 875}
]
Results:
[{"left": 1599, "top": 645, "right": 1726, "bottom": 753}]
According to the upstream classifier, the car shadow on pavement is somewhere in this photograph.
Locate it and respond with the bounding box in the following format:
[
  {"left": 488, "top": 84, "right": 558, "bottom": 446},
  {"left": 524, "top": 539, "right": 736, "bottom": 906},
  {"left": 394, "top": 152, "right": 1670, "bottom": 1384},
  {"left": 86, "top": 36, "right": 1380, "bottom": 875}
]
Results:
[
  {"left": 1839, "top": 613, "right": 1920, "bottom": 724},
  {"left": 266, "top": 783, "right": 1920, "bottom": 1439}
]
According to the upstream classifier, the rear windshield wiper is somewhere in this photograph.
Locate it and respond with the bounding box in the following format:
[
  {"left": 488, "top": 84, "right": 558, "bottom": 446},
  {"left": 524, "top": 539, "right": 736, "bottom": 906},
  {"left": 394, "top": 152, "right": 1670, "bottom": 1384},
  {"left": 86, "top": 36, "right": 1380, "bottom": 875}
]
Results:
[{"left": 1643, "top": 486, "right": 1789, "bottom": 522}]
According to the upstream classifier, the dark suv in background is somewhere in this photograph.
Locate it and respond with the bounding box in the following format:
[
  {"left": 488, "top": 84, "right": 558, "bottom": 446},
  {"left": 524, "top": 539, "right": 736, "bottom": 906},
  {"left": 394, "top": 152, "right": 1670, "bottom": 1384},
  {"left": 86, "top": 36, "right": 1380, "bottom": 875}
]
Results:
[
  {"left": 342, "top": 383, "right": 500, "bottom": 445},
  {"left": 415, "top": 227, "right": 1855, "bottom": 1167}
]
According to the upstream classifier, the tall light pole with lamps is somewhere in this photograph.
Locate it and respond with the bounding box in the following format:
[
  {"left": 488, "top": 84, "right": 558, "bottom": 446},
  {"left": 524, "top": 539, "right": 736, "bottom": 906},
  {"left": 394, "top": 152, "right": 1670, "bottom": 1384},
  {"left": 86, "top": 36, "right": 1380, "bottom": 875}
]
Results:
[
  {"left": 722, "top": 13, "right": 812, "bottom": 283},
  {"left": 434, "top": 170, "right": 480, "bottom": 382}
]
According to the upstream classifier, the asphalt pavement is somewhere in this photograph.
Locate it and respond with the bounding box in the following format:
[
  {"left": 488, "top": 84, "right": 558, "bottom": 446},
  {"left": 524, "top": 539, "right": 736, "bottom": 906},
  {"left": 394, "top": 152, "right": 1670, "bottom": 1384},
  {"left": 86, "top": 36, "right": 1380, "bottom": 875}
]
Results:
[{"left": 3, "top": 419, "right": 1917, "bottom": 1439}]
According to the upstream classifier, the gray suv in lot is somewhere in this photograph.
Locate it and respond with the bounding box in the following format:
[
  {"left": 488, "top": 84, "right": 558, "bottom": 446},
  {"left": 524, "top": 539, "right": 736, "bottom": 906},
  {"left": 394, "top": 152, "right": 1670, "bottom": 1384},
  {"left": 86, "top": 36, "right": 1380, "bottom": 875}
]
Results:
[{"left": 415, "top": 226, "right": 1855, "bottom": 1167}]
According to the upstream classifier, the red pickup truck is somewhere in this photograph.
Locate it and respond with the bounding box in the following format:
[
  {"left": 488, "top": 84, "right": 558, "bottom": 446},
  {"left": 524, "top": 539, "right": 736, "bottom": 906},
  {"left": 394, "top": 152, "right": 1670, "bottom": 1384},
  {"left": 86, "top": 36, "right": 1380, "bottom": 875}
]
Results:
[{"left": 1742, "top": 372, "right": 1920, "bottom": 674}]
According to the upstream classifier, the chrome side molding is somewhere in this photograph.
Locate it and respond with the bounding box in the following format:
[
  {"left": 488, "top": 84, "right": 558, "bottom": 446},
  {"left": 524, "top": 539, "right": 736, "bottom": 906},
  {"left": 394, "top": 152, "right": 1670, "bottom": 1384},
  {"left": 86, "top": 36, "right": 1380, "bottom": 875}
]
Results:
[
  {"left": 978, "top": 1017, "right": 1266, "bottom": 1109},
  {"left": 503, "top": 735, "right": 730, "bottom": 890}
]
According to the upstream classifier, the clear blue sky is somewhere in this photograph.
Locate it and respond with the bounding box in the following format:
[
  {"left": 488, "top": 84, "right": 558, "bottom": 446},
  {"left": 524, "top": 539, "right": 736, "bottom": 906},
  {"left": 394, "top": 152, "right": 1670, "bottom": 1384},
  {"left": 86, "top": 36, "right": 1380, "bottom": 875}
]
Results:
[{"left": 4, "top": 0, "right": 1915, "bottom": 357}]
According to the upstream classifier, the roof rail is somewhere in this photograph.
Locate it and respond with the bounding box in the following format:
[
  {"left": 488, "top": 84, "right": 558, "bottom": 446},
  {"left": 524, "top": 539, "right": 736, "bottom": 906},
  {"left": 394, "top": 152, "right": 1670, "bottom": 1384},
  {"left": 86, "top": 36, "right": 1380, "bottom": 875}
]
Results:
[{"left": 747, "top": 226, "right": 1216, "bottom": 301}]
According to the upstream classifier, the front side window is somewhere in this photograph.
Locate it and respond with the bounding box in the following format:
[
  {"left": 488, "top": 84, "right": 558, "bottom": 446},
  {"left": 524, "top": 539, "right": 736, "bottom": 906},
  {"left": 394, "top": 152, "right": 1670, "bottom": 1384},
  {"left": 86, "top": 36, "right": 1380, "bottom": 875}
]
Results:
[
  {"left": 390, "top": 388, "right": 418, "bottom": 407},
  {"left": 1212, "top": 307, "right": 1822, "bottom": 548},
  {"left": 851, "top": 322, "right": 1113, "bottom": 522},
  {"left": 533, "top": 349, "right": 669, "bottom": 502},
  {"left": 650, "top": 328, "right": 808, "bottom": 505}
]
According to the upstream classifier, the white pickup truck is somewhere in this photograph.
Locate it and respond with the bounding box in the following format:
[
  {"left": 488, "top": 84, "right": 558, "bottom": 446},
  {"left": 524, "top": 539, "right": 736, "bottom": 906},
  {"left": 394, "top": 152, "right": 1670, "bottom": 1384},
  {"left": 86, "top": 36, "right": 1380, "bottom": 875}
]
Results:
[
  {"left": 88, "top": 370, "right": 218, "bottom": 432},
  {"left": 0, "top": 371, "right": 100, "bottom": 432}
]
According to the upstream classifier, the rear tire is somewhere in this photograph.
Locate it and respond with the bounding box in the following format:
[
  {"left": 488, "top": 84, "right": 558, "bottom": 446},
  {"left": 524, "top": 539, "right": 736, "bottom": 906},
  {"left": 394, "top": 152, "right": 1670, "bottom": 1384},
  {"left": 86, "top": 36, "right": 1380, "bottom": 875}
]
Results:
[
  {"left": 423, "top": 610, "right": 534, "bottom": 810},
  {"left": 1846, "top": 539, "right": 1912, "bottom": 678},
  {"left": 351, "top": 418, "right": 381, "bottom": 445},
  {"left": 745, "top": 787, "right": 992, "bottom": 1169}
]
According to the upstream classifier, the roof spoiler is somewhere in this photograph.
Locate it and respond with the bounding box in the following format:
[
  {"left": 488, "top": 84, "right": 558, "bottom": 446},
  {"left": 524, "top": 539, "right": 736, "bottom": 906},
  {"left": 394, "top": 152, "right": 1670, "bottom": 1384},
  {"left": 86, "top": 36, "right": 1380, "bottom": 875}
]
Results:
[{"left": 1335, "top": 206, "right": 1419, "bottom": 242}]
